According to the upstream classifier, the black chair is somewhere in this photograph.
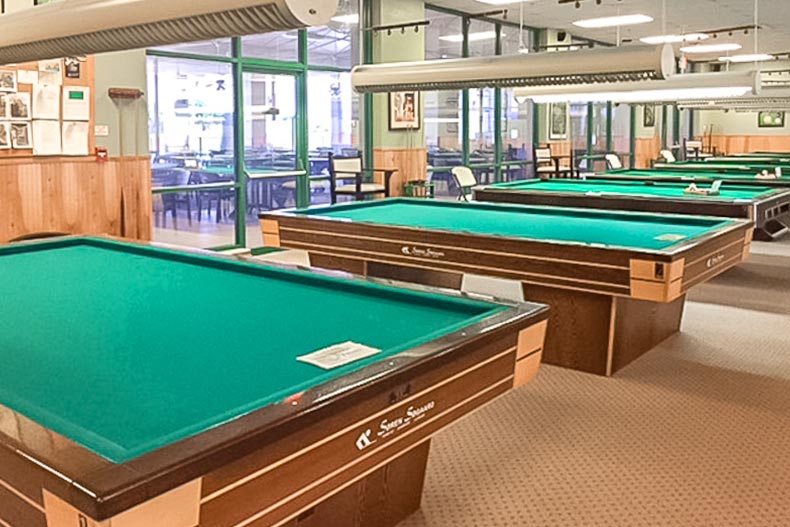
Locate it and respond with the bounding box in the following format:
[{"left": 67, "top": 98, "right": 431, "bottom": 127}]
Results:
[
  {"left": 328, "top": 153, "right": 396, "bottom": 204},
  {"left": 152, "top": 169, "right": 192, "bottom": 227}
]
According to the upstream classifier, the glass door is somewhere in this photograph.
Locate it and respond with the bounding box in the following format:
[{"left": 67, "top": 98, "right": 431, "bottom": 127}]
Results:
[{"left": 241, "top": 70, "right": 308, "bottom": 245}]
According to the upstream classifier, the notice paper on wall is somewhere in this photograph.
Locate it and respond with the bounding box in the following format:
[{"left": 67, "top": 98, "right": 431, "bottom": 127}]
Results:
[
  {"left": 62, "top": 121, "right": 89, "bottom": 156},
  {"left": 32, "top": 120, "right": 62, "bottom": 156},
  {"left": 17, "top": 70, "right": 38, "bottom": 85},
  {"left": 38, "top": 59, "right": 63, "bottom": 85},
  {"left": 32, "top": 84, "right": 60, "bottom": 120},
  {"left": 63, "top": 86, "right": 90, "bottom": 121}
]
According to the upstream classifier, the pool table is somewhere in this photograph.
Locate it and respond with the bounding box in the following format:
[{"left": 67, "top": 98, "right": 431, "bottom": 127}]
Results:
[
  {"left": 0, "top": 237, "right": 549, "bottom": 527},
  {"left": 260, "top": 199, "right": 753, "bottom": 377},
  {"left": 706, "top": 154, "right": 790, "bottom": 164},
  {"left": 593, "top": 168, "right": 790, "bottom": 188},
  {"left": 474, "top": 179, "right": 790, "bottom": 241},
  {"left": 653, "top": 161, "right": 790, "bottom": 175}
]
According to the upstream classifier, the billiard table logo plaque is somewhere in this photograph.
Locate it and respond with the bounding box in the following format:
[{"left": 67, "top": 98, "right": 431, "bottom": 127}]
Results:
[
  {"left": 706, "top": 253, "right": 726, "bottom": 269},
  {"left": 355, "top": 400, "right": 437, "bottom": 451},
  {"left": 401, "top": 246, "right": 446, "bottom": 259}
]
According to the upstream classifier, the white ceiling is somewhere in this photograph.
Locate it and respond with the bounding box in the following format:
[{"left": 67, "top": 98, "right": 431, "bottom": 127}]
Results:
[{"left": 427, "top": 0, "right": 790, "bottom": 58}]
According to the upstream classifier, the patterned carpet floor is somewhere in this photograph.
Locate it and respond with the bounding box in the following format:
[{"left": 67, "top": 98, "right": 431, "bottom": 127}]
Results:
[{"left": 399, "top": 239, "right": 790, "bottom": 527}]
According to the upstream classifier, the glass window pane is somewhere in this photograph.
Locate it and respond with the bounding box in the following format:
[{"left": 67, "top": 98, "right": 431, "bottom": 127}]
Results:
[
  {"left": 501, "top": 25, "right": 532, "bottom": 55},
  {"left": 503, "top": 90, "right": 534, "bottom": 181},
  {"left": 612, "top": 103, "right": 632, "bottom": 165},
  {"left": 242, "top": 32, "right": 299, "bottom": 62},
  {"left": 308, "top": 0, "right": 359, "bottom": 69},
  {"left": 151, "top": 39, "right": 232, "bottom": 58},
  {"left": 307, "top": 70, "right": 358, "bottom": 206},
  {"left": 467, "top": 19, "right": 496, "bottom": 57},
  {"left": 570, "top": 103, "right": 588, "bottom": 162},
  {"left": 147, "top": 56, "right": 236, "bottom": 248},
  {"left": 425, "top": 9, "right": 462, "bottom": 60},
  {"left": 426, "top": 90, "right": 462, "bottom": 197},
  {"left": 469, "top": 87, "right": 496, "bottom": 183}
]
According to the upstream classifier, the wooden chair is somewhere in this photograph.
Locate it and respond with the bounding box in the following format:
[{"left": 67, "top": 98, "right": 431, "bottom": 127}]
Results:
[
  {"left": 684, "top": 139, "right": 711, "bottom": 160},
  {"left": 329, "top": 153, "right": 396, "bottom": 204},
  {"left": 451, "top": 167, "right": 479, "bottom": 202},
  {"left": 534, "top": 145, "right": 574, "bottom": 179}
]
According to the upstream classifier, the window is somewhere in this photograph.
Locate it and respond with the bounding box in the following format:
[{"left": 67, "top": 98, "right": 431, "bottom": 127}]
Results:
[
  {"left": 242, "top": 32, "right": 299, "bottom": 62},
  {"left": 308, "top": 0, "right": 359, "bottom": 69},
  {"left": 425, "top": 9, "right": 462, "bottom": 60},
  {"left": 147, "top": 56, "right": 236, "bottom": 248},
  {"left": 151, "top": 39, "right": 233, "bottom": 58},
  {"left": 503, "top": 90, "right": 534, "bottom": 180}
]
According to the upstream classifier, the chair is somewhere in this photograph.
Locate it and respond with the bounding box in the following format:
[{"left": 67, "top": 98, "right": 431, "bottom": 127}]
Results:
[
  {"left": 451, "top": 167, "right": 479, "bottom": 202},
  {"left": 329, "top": 153, "right": 395, "bottom": 204},
  {"left": 604, "top": 154, "right": 623, "bottom": 170},
  {"left": 659, "top": 149, "right": 677, "bottom": 163},
  {"left": 534, "top": 145, "right": 574, "bottom": 179},
  {"left": 684, "top": 139, "right": 711, "bottom": 160}
]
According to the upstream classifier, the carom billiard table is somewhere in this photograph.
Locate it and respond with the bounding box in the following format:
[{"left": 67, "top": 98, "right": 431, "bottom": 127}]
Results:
[
  {"left": 592, "top": 168, "right": 790, "bottom": 188},
  {"left": 0, "top": 237, "right": 549, "bottom": 527},
  {"left": 260, "top": 199, "right": 753, "bottom": 377},
  {"left": 706, "top": 155, "right": 790, "bottom": 164},
  {"left": 653, "top": 161, "right": 790, "bottom": 175},
  {"left": 474, "top": 179, "right": 790, "bottom": 241}
]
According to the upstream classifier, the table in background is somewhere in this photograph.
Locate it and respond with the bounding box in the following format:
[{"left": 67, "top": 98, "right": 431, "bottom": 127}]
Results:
[
  {"left": 0, "top": 236, "right": 548, "bottom": 527},
  {"left": 475, "top": 179, "right": 790, "bottom": 241},
  {"left": 261, "top": 199, "right": 752, "bottom": 377}
]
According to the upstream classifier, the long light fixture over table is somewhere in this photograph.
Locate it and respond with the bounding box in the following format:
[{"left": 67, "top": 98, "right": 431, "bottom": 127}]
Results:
[
  {"left": 351, "top": 44, "right": 675, "bottom": 93},
  {"left": 678, "top": 87, "right": 790, "bottom": 111},
  {"left": 0, "top": 0, "right": 338, "bottom": 65},
  {"left": 513, "top": 71, "right": 760, "bottom": 104}
]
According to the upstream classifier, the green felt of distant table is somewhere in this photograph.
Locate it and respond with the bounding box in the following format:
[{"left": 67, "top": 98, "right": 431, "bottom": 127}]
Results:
[
  {"left": 307, "top": 199, "right": 735, "bottom": 251},
  {"left": 655, "top": 161, "right": 790, "bottom": 174},
  {"left": 598, "top": 168, "right": 790, "bottom": 186},
  {"left": 0, "top": 237, "right": 506, "bottom": 463},
  {"left": 483, "top": 179, "right": 775, "bottom": 201}
]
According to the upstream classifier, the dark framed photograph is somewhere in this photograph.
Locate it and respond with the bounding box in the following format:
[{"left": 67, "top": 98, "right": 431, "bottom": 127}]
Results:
[
  {"left": 0, "top": 122, "right": 10, "bottom": 149},
  {"left": 11, "top": 122, "right": 32, "bottom": 149},
  {"left": 643, "top": 105, "right": 656, "bottom": 128},
  {"left": 0, "top": 93, "right": 8, "bottom": 119},
  {"left": 758, "top": 111, "right": 785, "bottom": 128},
  {"left": 549, "top": 102, "right": 568, "bottom": 139},
  {"left": 0, "top": 70, "right": 17, "bottom": 93},
  {"left": 8, "top": 93, "right": 30, "bottom": 120},
  {"left": 389, "top": 91, "right": 420, "bottom": 131}
]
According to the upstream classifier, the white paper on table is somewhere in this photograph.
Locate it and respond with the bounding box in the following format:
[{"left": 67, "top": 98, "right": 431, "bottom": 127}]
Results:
[
  {"left": 61, "top": 121, "right": 89, "bottom": 156},
  {"left": 38, "top": 59, "right": 63, "bottom": 85},
  {"left": 33, "top": 84, "right": 61, "bottom": 120},
  {"left": 62, "top": 86, "right": 90, "bottom": 121},
  {"left": 17, "top": 70, "right": 39, "bottom": 85},
  {"left": 32, "top": 120, "right": 62, "bottom": 156}
]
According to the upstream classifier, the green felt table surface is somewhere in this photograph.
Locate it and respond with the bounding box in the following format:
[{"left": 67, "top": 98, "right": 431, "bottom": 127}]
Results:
[
  {"left": 303, "top": 199, "right": 734, "bottom": 251},
  {"left": 604, "top": 169, "right": 790, "bottom": 182},
  {"left": 0, "top": 238, "right": 503, "bottom": 464},
  {"left": 484, "top": 180, "right": 774, "bottom": 201},
  {"left": 660, "top": 161, "right": 790, "bottom": 172}
]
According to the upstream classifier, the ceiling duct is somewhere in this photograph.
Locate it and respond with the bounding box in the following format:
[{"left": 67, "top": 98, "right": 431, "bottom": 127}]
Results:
[
  {"left": 350, "top": 44, "right": 675, "bottom": 93},
  {"left": 513, "top": 71, "right": 760, "bottom": 104},
  {"left": 0, "top": 0, "right": 338, "bottom": 65}
]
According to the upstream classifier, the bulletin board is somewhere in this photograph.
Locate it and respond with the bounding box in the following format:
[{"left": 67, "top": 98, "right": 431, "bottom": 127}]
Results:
[{"left": 0, "top": 56, "right": 95, "bottom": 158}]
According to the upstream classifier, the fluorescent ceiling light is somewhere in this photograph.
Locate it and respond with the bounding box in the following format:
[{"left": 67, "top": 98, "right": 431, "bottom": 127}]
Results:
[
  {"left": 678, "top": 87, "right": 790, "bottom": 110},
  {"left": 0, "top": 0, "right": 338, "bottom": 65},
  {"left": 720, "top": 53, "right": 775, "bottom": 63},
  {"left": 681, "top": 43, "right": 742, "bottom": 54},
  {"left": 440, "top": 31, "right": 498, "bottom": 43},
  {"left": 513, "top": 71, "right": 759, "bottom": 104},
  {"left": 640, "top": 33, "right": 709, "bottom": 45},
  {"left": 352, "top": 44, "right": 675, "bottom": 93},
  {"left": 330, "top": 13, "right": 359, "bottom": 24},
  {"left": 573, "top": 14, "right": 653, "bottom": 29}
]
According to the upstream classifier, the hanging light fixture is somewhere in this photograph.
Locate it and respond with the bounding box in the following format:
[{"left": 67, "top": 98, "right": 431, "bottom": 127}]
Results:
[
  {"left": 0, "top": 0, "right": 338, "bottom": 65},
  {"left": 678, "top": 87, "right": 790, "bottom": 111},
  {"left": 351, "top": 44, "right": 675, "bottom": 93},
  {"left": 513, "top": 71, "right": 760, "bottom": 104}
]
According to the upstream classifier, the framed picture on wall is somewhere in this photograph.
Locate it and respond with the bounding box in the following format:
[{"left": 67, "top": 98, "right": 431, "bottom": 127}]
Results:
[
  {"left": 0, "top": 122, "right": 10, "bottom": 149},
  {"left": 389, "top": 91, "right": 421, "bottom": 131},
  {"left": 758, "top": 111, "right": 785, "bottom": 128},
  {"left": 11, "top": 122, "right": 32, "bottom": 149},
  {"left": 0, "top": 94, "right": 9, "bottom": 119},
  {"left": 8, "top": 93, "right": 30, "bottom": 120},
  {"left": 548, "top": 103, "right": 568, "bottom": 140},
  {"left": 643, "top": 105, "right": 656, "bottom": 128},
  {"left": 0, "top": 70, "right": 17, "bottom": 93}
]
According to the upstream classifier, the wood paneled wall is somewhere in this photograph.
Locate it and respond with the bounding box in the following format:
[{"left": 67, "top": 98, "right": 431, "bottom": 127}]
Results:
[
  {"left": 373, "top": 147, "right": 428, "bottom": 197},
  {"left": 0, "top": 156, "right": 152, "bottom": 243},
  {"left": 634, "top": 136, "right": 662, "bottom": 168},
  {"left": 707, "top": 135, "right": 790, "bottom": 155}
]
